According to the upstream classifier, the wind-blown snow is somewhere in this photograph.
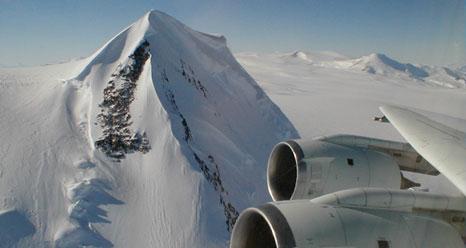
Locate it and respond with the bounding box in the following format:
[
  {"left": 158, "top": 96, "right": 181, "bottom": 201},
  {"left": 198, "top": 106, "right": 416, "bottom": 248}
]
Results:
[{"left": 0, "top": 10, "right": 297, "bottom": 247}]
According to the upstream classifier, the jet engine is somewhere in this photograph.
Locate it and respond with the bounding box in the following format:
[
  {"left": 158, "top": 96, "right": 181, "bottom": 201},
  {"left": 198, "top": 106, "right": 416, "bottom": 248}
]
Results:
[
  {"left": 230, "top": 134, "right": 464, "bottom": 248},
  {"left": 230, "top": 192, "right": 465, "bottom": 248},
  {"left": 267, "top": 137, "right": 402, "bottom": 201}
]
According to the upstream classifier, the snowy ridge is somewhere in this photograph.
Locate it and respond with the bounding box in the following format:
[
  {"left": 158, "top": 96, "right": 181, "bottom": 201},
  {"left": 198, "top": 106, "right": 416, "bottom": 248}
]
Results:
[
  {"left": 63, "top": 10, "right": 298, "bottom": 247},
  {"left": 348, "top": 53, "right": 429, "bottom": 78},
  {"left": 289, "top": 50, "right": 349, "bottom": 62},
  {"left": 0, "top": 10, "right": 297, "bottom": 247},
  {"left": 345, "top": 53, "right": 466, "bottom": 88},
  {"left": 238, "top": 51, "right": 466, "bottom": 88}
]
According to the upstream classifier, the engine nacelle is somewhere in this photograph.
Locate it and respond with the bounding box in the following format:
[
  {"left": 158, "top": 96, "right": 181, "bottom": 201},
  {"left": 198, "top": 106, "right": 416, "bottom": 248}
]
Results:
[
  {"left": 230, "top": 199, "right": 464, "bottom": 248},
  {"left": 267, "top": 138, "right": 402, "bottom": 201}
]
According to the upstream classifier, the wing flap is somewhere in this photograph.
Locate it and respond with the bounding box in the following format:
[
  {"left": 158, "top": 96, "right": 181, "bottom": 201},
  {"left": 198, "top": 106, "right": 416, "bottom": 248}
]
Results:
[{"left": 380, "top": 105, "right": 466, "bottom": 195}]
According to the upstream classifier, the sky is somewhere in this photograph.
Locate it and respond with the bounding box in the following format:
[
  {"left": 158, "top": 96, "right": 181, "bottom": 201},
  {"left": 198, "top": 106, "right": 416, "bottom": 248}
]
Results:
[{"left": 0, "top": 0, "right": 464, "bottom": 67}]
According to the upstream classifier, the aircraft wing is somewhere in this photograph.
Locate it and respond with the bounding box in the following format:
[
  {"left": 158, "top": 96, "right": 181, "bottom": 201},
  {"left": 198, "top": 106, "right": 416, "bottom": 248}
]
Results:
[{"left": 380, "top": 105, "right": 466, "bottom": 195}]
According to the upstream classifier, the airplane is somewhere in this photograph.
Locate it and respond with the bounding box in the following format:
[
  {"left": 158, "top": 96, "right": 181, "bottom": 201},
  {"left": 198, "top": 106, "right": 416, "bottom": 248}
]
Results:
[{"left": 230, "top": 105, "right": 466, "bottom": 248}]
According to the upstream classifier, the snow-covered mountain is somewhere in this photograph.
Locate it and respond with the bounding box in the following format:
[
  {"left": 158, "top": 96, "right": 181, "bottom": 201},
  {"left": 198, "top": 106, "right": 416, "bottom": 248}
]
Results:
[
  {"left": 345, "top": 53, "right": 466, "bottom": 88},
  {"left": 238, "top": 51, "right": 466, "bottom": 88},
  {"left": 347, "top": 53, "right": 430, "bottom": 78},
  {"left": 1, "top": 9, "right": 465, "bottom": 248},
  {"left": 0, "top": 10, "right": 297, "bottom": 247},
  {"left": 285, "top": 51, "right": 349, "bottom": 63}
]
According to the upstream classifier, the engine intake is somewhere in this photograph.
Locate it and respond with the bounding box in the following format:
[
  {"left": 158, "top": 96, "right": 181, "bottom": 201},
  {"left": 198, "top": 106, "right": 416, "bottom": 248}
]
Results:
[
  {"left": 230, "top": 196, "right": 465, "bottom": 248},
  {"left": 267, "top": 141, "right": 301, "bottom": 201},
  {"left": 267, "top": 138, "right": 402, "bottom": 200},
  {"left": 229, "top": 204, "right": 295, "bottom": 248}
]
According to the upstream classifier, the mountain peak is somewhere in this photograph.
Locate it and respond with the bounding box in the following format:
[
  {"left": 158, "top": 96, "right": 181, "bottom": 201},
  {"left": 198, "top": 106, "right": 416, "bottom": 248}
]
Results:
[
  {"left": 144, "top": 9, "right": 181, "bottom": 30},
  {"left": 364, "top": 53, "right": 396, "bottom": 64},
  {"left": 146, "top": 9, "right": 168, "bottom": 18},
  {"left": 283, "top": 50, "right": 348, "bottom": 63},
  {"left": 355, "top": 53, "right": 429, "bottom": 78},
  {"left": 291, "top": 51, "right": 308, "bottom": 60},
  {"left": 61, "top": 9, "right": 298, "bottom": 247},
  {"left": 74, "top": 10, "right": 227, "bottom": 81}
]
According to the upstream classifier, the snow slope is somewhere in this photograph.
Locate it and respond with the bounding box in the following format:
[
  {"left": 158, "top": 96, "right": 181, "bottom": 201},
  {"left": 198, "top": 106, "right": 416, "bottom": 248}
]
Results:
[
  {"left": 236, "top": 51, "right": 466, "bottom": 195},
  {"left": 0, "top": 11, "right": 297, "bottom": 247}
]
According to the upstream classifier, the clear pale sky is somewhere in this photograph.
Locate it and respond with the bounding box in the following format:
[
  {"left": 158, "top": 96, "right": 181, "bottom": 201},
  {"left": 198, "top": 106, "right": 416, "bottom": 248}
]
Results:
[{"left": 0, "top": 0, "right": 464, "bottom": 67}]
